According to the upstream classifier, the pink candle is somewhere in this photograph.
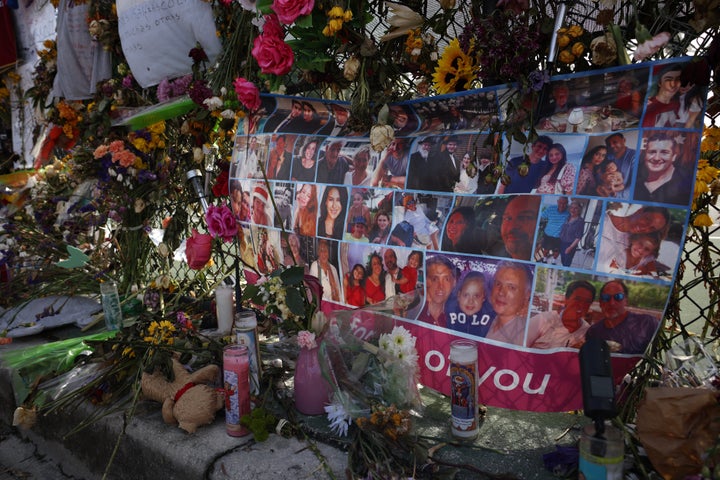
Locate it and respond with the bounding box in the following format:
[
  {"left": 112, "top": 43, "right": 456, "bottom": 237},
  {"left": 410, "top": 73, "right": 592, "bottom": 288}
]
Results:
[{"left": 223, "top": 345, "right": 251, "bottom": 436}]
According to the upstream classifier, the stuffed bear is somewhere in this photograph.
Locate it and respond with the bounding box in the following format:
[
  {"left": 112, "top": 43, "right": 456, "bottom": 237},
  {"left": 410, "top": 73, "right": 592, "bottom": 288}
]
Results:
[{"left": 140, "top": 357, "right": 224, "bottom": 433}]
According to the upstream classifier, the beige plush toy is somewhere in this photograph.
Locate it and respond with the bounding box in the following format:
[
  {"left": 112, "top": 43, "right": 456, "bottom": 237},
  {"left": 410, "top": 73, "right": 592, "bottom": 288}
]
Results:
[{"left": 140, "top": 357, "right": 224, "bottom": 433}]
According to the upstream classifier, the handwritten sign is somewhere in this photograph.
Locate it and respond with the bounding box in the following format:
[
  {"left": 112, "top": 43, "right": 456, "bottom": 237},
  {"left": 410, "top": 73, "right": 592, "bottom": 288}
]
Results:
[{"left": 116, "top": 0, "right": 222, "bottom": 88}]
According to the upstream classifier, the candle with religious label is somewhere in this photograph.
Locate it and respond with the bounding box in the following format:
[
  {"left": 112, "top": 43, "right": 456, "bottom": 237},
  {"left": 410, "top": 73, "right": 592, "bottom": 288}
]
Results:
[
  {"left": 215, "top": 285, "right": 235, "bottom": 334},
  {"left": 449, "top": 339, "right": 480, "bottom": 440},
  {"left": 235, "top": 309, "right": 261, "bottom": 396},
  {"left": 223, "top": 345, "right": 251, "bottom": 437}
]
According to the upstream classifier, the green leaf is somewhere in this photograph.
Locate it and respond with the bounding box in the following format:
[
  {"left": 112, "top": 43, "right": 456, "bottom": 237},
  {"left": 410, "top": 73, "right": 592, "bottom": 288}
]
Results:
[
  {"left": 280, "top": 265, "right": 304, "bottom": 285},
  {"left": 241, "top": 284, "right": 260, "bottom": 301},
  {"left": 284, "top": 288, "right": 306, "bottom": 317},
  {"left": 294, "top": 13, "right": 313, "bottom": 28},
  {"left": 257, "top": 0, "right": 273, "bottom": 15}
]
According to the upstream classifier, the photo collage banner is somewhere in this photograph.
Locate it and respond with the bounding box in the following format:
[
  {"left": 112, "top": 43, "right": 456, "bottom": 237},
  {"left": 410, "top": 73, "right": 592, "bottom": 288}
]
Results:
[{"left": 229, "top": 57, "right": 705, "bottom": 412}]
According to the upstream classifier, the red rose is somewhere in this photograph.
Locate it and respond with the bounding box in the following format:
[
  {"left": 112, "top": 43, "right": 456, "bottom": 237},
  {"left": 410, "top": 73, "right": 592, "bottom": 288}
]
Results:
[
  {"left": 186, "top": 229, "right": 212, "bottom": 269},
  {"left": 212, "top": 170, "right": 229, "bottom": 197},
  {"left": 252, "top": 34, "right": 294, "bottom": 76},
  {"left": 262, "top": 13, "right": 284, "bottom": 38},
  {"left": 271, "top": 0, "right": 314, "bottom": 24},
  {"left": 233, "top": 77, "right": 261, "bottom": 111}
]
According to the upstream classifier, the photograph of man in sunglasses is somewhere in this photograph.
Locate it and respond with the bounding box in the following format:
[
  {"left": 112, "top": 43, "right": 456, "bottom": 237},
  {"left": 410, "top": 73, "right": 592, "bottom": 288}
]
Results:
[{"left": 584, "top": 279, "right": 660, "bottom": 354}]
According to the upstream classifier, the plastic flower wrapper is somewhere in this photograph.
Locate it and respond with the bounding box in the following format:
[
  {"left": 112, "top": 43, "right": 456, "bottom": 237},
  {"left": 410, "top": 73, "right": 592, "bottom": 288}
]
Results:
[
  {"left": 660, "top": 337, "right": 719, "bottom": 388},
  {"left": 319, "top": 291, "right": 424, "bottom": 432}
]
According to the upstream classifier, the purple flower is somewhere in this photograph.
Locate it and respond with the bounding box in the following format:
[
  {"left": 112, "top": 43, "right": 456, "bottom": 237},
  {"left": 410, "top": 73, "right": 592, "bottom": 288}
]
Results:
[
  {"left": 172, "top": 75, "right": 193, "bottom": 97},
  {"left": 188, "top": 80, "right": 214, "bottom": 108},
  {"left": 528, "top": 70, "right": 549, "bottom": 91},
  {"left": 157, "top": 79, "right": 172, "bottom": 102},
  {"left": 122, "top": 75, "right": 134, "bottom": 89}
]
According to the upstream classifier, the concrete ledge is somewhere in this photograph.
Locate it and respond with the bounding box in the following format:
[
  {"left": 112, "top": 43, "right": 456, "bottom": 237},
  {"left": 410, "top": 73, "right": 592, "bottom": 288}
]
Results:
[{"left": 1, "top": 333, "right": 584, "bottom": 480}]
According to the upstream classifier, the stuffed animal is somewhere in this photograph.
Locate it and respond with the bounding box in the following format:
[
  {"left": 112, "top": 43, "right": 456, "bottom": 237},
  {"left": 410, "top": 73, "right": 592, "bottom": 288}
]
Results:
[{"left": 140, "top": 357, "right": 224, "bottom": 433}]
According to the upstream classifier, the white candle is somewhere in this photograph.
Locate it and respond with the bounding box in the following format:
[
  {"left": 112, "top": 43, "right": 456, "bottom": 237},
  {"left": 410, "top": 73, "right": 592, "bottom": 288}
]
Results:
[{"left": 215, "top": 285, "right": 235, "bottom": 334}]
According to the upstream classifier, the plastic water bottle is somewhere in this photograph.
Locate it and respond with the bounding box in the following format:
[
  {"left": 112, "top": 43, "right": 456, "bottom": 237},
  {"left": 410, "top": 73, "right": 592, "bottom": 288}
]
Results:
[{"left": 100, "top": 281, "right": 122, "bottom": 330}]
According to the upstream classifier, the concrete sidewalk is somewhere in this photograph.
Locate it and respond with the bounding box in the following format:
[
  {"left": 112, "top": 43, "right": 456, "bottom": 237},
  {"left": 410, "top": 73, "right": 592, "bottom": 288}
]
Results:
[{"left": 0, "top": 329, "right": 585, "bottom": 480}]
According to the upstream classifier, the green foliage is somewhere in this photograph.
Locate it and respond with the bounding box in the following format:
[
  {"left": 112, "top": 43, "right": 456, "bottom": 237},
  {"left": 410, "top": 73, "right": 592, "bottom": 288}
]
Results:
[{"left": 240, "top": 406, "right": 277, "bottom": 442}]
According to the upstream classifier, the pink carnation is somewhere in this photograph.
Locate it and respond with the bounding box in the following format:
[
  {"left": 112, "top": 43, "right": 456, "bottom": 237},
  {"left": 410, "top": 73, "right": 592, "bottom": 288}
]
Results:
[
  {"left": 233, "top": 77, "right": 261, "bottom": 112},
  {"left": 633, "top": 32, "right": 671, "bottom": 61},
  {"left": 252, "top": 34, "right": 295, "bottom": 76},
  {"left": 205, "top": 203, "right": 239, "bottom": 243},
  {"left": 271, "top": 0, "right": 314, "bottom": 24},
  {"left": 113, "top": 149, "right": 137, "bottom": 168},
  {"left": 108, "top": 140, "right": 125, "bottom": 153},
  {"left": 297, "top": 330, "right": 317, "bottom": 349},
  {"left": 93, "top": 144, "right": 110, "bottom": 159}
]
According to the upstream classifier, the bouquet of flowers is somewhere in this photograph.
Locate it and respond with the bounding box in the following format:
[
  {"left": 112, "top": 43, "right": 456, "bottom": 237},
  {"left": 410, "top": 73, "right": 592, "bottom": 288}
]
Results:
[
  {"left": 240, "top": 265, "right": 324, "bottom": 336},
  {"left": 317, "top": 295, "right": 426, "bottom": 478}
]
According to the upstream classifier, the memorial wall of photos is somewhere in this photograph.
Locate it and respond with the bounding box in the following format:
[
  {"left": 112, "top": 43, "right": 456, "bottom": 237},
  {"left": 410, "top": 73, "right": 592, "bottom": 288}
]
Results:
[{"left": 230, "top": 58, "right": 705, "bottom": 411}]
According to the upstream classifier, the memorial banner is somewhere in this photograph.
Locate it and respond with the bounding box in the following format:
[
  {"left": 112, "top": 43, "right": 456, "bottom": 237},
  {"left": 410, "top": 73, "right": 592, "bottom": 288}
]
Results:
[{"left": 230, "top": 58, "right": 706, "bottom": 412}]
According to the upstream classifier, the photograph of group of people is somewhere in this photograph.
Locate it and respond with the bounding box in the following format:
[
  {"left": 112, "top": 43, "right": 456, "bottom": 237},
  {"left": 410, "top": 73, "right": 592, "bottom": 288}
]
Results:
[{"left": 229, "top": 58, "right": 703, "bottom": 356}]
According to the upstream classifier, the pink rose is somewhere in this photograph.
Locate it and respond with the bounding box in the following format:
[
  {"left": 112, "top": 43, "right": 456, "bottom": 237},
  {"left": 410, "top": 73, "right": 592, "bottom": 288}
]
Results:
[
  {"left": 186, "top": 229, "right": 213, "bottom": 269},
  {"left": 233, "top": 77, "right": 261, "bottom": 112},
  {"left": 205, "top": 204, "right": 239, "bottom": 243},
  {"left": 261, "top": 13, "right": 284, "bottom": 38},
  {"left": 271, "top": 0, "right": 314, "bottom": 25},
  {"left": 252, "top": 34, "right": 295, "bottom": 76}
]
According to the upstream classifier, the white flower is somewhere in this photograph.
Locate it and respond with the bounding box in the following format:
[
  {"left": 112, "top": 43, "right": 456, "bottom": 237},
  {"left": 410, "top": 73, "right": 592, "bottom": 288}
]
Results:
[
  {"left": 380, "top": 2, "right": 424, "bottom": 41},
  {"left": 324, "top": 401, "right": 351, "bottom": 437},
  {"left": 237, "top": 0, "right": 256, "bottom": 11},
  {"left": 203, "top": 96, "right": 223, "bottom": 110}
]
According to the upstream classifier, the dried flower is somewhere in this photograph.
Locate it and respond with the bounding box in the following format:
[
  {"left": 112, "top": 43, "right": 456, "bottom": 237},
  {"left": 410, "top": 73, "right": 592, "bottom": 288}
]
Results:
[
  {"left": 590, "top": 32, "right": 618, "bottom": 66},
  {"left": 369, "top": 124, "right": 394, "bottom": 152},
  {"left": 343, "top": 56, "right": 360, "bottom": 81}
]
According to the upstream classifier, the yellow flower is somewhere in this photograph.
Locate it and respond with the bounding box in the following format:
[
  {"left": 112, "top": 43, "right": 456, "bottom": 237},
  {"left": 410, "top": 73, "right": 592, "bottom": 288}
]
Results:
[
  {"left": 132, "top": 137, "right": 148, "bottom": 152},
  {"left": 432, "top": 38, "right": 476, "bottom": 94},
  {"left": 557, "top": 34, "right": 571, "bottom": 48},
  {"left": 567, "top": 25, "right": 584, "bottom": 38},
  {"left": 558, "top": 49, "right": 576, "bottom": 63},
  {"left": 327, "top": 6, "right": 344, "bottom": 18},
  {"left": 571, "top": 42, "right": 585, "bottom": 57},
  {"left": 694, "top": 213, "right": 713, "bottom": 227}
]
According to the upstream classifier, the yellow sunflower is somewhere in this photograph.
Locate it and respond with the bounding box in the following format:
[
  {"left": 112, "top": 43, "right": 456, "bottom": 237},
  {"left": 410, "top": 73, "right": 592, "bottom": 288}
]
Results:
[{"left": 432, "top": 38, "right": 476, "bottom": 94}]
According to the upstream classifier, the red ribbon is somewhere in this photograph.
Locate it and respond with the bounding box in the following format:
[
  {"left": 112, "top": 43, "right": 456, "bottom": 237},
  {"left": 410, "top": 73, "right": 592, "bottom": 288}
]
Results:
[{"left": 174, "top": 382, "right": 197, "bottom": 403}]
